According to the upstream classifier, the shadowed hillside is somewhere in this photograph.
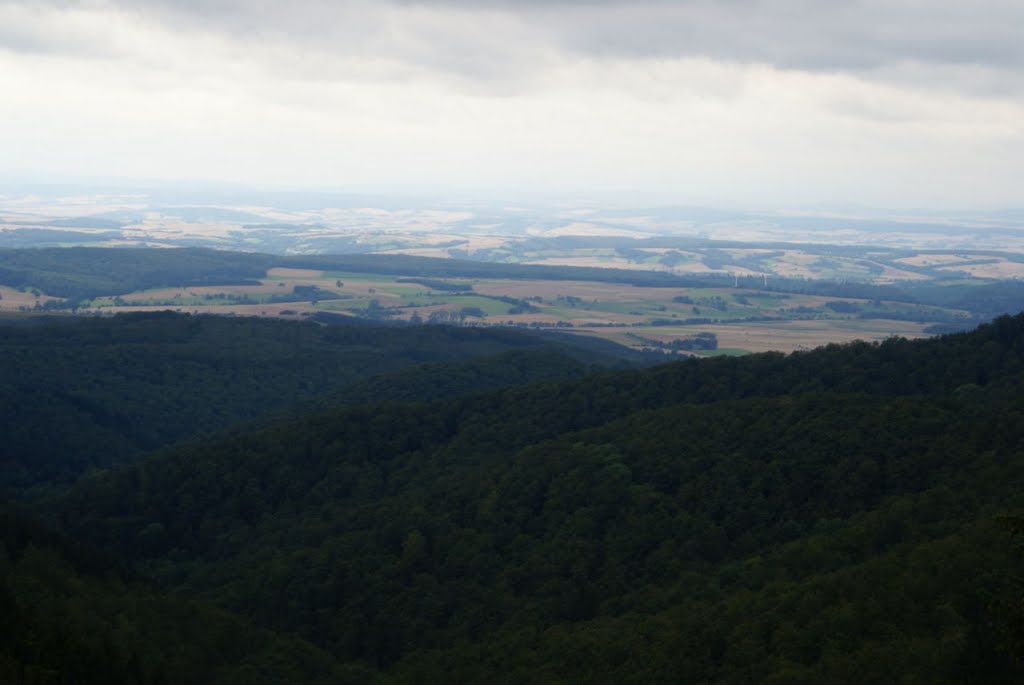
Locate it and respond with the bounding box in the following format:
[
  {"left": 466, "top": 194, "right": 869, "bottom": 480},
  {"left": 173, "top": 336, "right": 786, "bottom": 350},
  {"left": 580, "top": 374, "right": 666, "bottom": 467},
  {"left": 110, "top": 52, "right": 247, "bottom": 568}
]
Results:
[
  {"left": 0, "top": 312, "right": 644, "bottom": 493},
  {"left": 24, "top": 313, "right": 1023, "bottom": 682}
]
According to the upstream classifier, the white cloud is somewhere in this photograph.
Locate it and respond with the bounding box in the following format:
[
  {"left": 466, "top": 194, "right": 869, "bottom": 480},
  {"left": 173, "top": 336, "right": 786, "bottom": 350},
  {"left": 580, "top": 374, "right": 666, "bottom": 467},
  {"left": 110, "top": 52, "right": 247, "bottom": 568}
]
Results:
[{"left": 1, "top": 0, "right": 1023, "bottom": 207}]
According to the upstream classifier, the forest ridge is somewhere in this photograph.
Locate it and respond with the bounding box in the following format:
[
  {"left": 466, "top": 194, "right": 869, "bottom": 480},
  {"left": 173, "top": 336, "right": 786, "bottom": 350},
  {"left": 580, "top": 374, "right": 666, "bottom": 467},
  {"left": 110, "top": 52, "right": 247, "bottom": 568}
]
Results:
[{"left": 1, "top": 309, "right": 1023, "bottom": 682}]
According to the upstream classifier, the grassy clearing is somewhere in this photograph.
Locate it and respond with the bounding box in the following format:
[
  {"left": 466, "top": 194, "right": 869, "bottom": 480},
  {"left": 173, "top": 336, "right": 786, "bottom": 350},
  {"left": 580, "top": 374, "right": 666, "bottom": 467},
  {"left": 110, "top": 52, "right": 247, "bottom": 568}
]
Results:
[{"left": 575, "top": 318, "right": 933, "bottom": 355}]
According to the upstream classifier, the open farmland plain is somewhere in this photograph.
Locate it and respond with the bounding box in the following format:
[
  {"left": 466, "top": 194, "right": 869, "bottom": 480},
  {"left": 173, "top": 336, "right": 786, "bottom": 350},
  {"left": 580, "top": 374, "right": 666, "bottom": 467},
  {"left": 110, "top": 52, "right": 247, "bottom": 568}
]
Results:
[{"left": 12, "top": 261, "right": 974, "bottom": 355}]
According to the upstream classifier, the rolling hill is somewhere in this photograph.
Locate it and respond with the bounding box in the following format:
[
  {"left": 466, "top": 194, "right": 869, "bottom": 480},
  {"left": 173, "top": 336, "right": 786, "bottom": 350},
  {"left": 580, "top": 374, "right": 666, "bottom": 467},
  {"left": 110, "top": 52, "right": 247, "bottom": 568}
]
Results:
[{"left": 5, "top": 312, "right": 1019, "bottom": 682}]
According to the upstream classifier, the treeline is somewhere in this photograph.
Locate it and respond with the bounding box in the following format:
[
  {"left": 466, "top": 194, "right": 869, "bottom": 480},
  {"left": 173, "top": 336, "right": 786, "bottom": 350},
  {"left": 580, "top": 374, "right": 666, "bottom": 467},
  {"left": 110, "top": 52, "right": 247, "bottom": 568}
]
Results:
[
  {"left": 628, "top": 331, "right": 718, "bottom": 351},
  {"left": 0, "top": 247, "right": 271, "bottom": 299},
  {"left": 750, "top": 275, "right": 1024, "bottom": 319},
  {"left": 0, "top": 248, "right": 728, "bottom": 303},
  {"left": 284, "top": 253, "right": 720, "bottom": 289}
]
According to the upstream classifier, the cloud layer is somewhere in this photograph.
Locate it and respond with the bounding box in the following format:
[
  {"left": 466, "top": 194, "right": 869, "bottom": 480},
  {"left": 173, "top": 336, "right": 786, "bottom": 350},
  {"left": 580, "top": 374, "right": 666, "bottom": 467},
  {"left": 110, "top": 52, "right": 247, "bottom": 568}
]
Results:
[{"left": 2, "top": 0, "right": 1023, "bottom": 207}]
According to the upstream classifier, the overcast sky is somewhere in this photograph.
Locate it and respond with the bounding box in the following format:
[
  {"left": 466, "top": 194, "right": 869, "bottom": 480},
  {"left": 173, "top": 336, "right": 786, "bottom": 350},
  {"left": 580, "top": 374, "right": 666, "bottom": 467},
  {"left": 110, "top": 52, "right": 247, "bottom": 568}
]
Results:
[{"left": 2, "top": 0, "right": 1023, "bottom": 208}]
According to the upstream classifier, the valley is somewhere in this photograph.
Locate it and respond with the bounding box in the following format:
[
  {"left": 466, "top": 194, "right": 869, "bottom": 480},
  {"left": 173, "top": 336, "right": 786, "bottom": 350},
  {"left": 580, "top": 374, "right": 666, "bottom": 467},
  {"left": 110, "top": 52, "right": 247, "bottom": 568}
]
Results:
[
  {"left": 0, "top": 247, "right": 1004, "bottom": 355},
  {"left": 6, "top": 1, "right": 1024, "bottom": 680}
]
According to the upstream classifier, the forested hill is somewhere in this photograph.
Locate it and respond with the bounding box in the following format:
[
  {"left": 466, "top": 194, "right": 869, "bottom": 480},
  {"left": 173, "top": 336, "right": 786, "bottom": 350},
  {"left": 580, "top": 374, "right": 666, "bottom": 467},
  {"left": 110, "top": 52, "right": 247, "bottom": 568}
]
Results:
[
  {"left": 30, "top": 313, "right": 1024, "bottom": 683},
  {"left": 0, "top": 312, "right": 646, "bottom": 493},
  {"left": 0, "top": 247, "right": 272, "bottom": 299},
  {"left": 0, "top": 505, "right": 373, "bottom": 684},
  {"left": 0, "top": 247, "right": 715, "bottom": 300}
]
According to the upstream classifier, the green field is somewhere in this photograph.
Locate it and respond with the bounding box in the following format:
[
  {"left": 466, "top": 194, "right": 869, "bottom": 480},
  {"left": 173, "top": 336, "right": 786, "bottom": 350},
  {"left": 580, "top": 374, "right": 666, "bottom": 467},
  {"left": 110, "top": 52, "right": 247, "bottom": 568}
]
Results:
[
  {"left": 3, "top": 247, "right": 1009, "bottom": 355},
  {"left": 45, "top": 265, "right": 972, "bottom": 354}
]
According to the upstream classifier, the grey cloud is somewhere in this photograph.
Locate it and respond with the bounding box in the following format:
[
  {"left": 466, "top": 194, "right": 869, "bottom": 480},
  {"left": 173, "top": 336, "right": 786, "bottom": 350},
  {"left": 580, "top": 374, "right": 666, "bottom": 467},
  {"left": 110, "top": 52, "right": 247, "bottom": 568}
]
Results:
[
  {"left": 128, "top": 0, "right": 1024, "bottom": 69},
  {"left": 0, "top": 2, "right": 99, "bottom": 56},
  {"left": 5, "top": 0, "right": 1024, "bottom": 87},
  {"left": 540, "top": 1, "right": 1024, "bottom": 72}
]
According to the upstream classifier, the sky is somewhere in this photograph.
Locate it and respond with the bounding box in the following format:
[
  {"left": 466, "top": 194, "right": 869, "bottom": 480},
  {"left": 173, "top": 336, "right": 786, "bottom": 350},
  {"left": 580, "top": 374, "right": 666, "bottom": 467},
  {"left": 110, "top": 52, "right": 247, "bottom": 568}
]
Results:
[{"left": 2, "top": 0, "right": 1023, "bottom": 208}]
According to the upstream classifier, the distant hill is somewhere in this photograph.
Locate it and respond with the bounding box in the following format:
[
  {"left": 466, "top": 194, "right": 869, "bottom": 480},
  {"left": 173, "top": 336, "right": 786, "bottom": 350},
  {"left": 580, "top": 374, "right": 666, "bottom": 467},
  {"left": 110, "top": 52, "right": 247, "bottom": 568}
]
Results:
[
  {"left": 0, "top": 247, "right": 720, "bottom": 302},
  {"left": 0, "top": 247, "right": 272, "bottom": 299},
  {"left": 2, "top": 246, "right": 1022, "bottom": 321}
]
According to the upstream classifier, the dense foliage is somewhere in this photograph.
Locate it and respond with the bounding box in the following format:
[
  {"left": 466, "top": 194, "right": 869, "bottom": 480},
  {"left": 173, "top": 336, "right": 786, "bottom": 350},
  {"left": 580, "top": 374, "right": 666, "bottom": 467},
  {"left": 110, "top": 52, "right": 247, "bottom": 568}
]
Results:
[
  {"left": 0, "top": 506, "right": 368, "bottom": 684},
  {"left": 19, "top": 313, "right": 1021, "bottom": 682},
  {"left": 0, "top": 248, "right": 271, "bottom": 300},
  {"left": 0, "top": 312, "right": 633, "bottom": 493}
]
